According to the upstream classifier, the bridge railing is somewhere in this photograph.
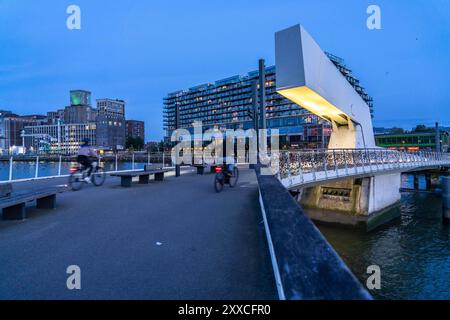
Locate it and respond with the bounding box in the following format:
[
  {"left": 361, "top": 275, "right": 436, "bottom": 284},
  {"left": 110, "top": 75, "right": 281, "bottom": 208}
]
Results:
[{"left": 278, "top": 149, "right": 450, "bottom": 181}]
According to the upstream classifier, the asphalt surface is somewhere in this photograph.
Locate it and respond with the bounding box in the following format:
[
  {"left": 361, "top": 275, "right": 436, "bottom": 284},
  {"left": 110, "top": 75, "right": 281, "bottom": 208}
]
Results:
[{"left": 0, "top": 168, "right": 276, "bottom": 299}]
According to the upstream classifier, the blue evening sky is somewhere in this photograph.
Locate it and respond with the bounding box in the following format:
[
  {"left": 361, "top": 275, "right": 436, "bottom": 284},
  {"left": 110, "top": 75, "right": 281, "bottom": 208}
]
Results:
[{"left": 0, "top": 0, "right": 449, "bottom": 140}]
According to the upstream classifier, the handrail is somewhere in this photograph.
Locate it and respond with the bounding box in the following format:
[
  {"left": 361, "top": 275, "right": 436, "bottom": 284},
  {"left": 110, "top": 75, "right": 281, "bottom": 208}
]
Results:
[{"left": 276, "top": 149, "right": 450, "bottom": 184}]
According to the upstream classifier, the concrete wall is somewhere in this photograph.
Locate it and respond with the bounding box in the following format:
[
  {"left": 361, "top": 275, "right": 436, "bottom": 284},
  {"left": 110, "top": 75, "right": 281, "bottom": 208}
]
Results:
[
  {"left": 368, "top": 173, "right": 401, "bottom": 214},
  {"left": 256, "top": 166, "right": 371, "bottom": 300},
  {"left": 299, "top": 173, "right": 402, "bottom": 229}
]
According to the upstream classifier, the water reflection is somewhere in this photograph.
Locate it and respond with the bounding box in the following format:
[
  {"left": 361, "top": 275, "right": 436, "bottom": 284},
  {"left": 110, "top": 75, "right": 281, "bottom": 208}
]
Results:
[{"left": 318, "top": 175, "right": 450, "bottom": 300}]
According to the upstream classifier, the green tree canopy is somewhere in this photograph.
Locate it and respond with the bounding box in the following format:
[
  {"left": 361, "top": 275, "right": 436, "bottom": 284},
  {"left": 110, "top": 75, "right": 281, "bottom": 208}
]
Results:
[{"left": 126, "top": 137, "right": 144, "bottom": 151}]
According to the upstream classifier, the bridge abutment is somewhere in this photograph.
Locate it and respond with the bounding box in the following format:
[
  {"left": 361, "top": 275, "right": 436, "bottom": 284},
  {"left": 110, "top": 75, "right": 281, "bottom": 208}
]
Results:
[{"left": 299, "top": 173, "right": 401, "bottom": 230}]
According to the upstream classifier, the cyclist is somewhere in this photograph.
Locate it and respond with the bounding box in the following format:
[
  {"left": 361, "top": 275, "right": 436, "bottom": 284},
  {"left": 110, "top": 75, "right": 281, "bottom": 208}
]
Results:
[
  {"left": 77, "top": 138, "right": 98, "bottom": 183},
  {"left": 224, "top": 156, "right": 235, "bottom": 177}
]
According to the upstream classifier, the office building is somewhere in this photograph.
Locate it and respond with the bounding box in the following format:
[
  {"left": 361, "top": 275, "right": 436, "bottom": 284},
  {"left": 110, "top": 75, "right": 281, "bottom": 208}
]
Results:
[
  {"left": 163, "top": 54, "right": 373, "bottom": 149},
  {"left": 24, "top": 123, "right": 97, "bottom": 154},
  {"left": 0, "top": 111, "right": 47, "bottom": 154},
  {"left": 126, "top": 120, "right": 145, "bottom": 141},
  {"left": 96, "top": 99, "right": 126, "bottom": 150},
  {"left": 40, "top": 92, "right": 127, "bottom": 152}
]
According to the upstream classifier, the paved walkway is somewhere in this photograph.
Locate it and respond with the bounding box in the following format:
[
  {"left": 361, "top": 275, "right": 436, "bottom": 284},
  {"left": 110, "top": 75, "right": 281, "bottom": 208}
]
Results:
[{"left": 0, "top": 168, "right": 276, "bottom": 299}]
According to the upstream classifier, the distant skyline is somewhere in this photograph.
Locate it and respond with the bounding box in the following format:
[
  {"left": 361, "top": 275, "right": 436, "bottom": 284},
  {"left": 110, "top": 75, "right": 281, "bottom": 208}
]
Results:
[{"left": 0, "top": 0, "right": 449, "bottom": 140}]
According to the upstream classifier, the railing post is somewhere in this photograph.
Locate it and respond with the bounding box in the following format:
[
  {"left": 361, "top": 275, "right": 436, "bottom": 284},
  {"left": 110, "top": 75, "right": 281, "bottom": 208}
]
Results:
[
  {"left": 333, "top": 149, "right": 338, "bottom": 177},
  {"left": 312, "top": 151, "right": 317, "bottom": 181},
  {"left": 132, "top": 153, "right": 135, "bottom": 170},
  {"left": 58, "top": 155, "right": 62, "bottom": 176},
  {"left": 352, "top": 150, "right": 357, "bottom": 174},
  {"left": 148, "top": 152, "right": 151, "bottom": 165},
  {"left": 323, "top": 150, "right": 328, "bottom": 179},
  {"left": 35, "top": 156, "right": 39, "bottom": 179},
  {"left": 298, "top": 152, "right": 304, "bottom": 183},
  {"left": 361, "top": 150, "right": 366, "bottom": 174},
  {"left": 115, "top": 153, "right": 119, "bottom": 172},
  {"left": 366, "top": 149, "right": 373, "bottom": 173},
  {"left": 287, "top": 151, "right": 292, "bottom": 182},
  {"left": 344, "top": 150, "right": 349, "bottom": 176},
  {"left": 162, "top": 151, "right": 165, "bottom": 168},
  {"left": 8, "top": 156, "right": 13, "bottom": 181},
  {"left": 374, "top": 150, "right": 380, "bottom": 172}
]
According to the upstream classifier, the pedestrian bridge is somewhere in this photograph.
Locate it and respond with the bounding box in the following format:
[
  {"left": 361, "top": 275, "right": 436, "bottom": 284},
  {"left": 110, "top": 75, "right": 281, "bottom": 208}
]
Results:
[{"left": 275, "top": 149, "right": 450, "bottom": 190}]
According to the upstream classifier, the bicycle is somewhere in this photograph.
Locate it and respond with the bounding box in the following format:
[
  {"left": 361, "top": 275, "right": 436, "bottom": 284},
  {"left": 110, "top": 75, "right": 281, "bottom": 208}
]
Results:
[
  {"left": 214, "top": 165, "right": 239, "bottom": 193},
  {"left": 68, "top": 160, "right": 106, "bottom": 191}
]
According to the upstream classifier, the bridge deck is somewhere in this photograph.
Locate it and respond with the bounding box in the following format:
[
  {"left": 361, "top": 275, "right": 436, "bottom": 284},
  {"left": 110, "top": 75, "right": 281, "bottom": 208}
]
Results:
[{"left": 0, "top": 168, "right": 276, "bottom": 299}]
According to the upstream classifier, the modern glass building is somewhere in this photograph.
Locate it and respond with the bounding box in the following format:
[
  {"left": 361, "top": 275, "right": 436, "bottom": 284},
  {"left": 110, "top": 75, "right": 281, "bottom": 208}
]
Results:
[{"left": 163, "top": 54, "right": 373, "bottom": 149}]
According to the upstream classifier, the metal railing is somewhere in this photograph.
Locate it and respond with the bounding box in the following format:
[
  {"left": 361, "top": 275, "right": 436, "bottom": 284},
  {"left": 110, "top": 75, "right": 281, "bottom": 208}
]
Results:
[
  {"left": 0, "top": 152, "right": 173, "bottom": 183},
  {"left": 276, "top": 149, "right": 450, "bottom": 187}
]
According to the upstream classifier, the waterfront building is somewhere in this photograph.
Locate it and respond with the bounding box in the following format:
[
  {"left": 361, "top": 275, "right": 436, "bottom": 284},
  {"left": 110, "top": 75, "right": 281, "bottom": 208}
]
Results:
[
  {"left": 0, "top": 111, "right": 47, "bottom": 154},
  {"left": 163, "top": 54, "right": 373, "bottom": 149},
  {"left": 64, "top": 90, "right": 97, "bottom": 124},
  {"left": 375, "top": 131, "right": 449, "bottom": 152},
  {"left": 96, "top": 99, "right": 126, "bottom": 151},
  {"left": 37, "top": 92, "right": 127, "bottom": 152},
  {"left": 23, "top": 122, "right": 97, "bottom": 154},
  {"left": 126, "top": 120, "right": 145, "bottom": 141}
]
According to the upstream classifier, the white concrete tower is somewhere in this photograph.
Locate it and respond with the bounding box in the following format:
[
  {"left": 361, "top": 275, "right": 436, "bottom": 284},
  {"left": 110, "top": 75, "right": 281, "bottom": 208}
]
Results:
[{"left": 275, "top": 24, "right": 376, "bottom": 149}]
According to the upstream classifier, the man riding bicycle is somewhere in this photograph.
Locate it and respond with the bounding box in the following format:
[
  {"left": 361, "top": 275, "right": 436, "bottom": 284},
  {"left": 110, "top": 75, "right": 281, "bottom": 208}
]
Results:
[{"left": 77, "top": 138, "right": 98, "bottom": 183}]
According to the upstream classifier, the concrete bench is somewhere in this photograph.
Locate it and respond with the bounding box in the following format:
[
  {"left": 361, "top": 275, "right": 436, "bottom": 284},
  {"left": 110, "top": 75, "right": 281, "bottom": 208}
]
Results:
[
  {"left": 191, "top": 164, "right": 208, "bottom": 175},
  {"left": 110, "top": 169, "right": 171, "bottom": 187},
  {"left": 0, "top": 185, "right": 61, "bottom": 220}
]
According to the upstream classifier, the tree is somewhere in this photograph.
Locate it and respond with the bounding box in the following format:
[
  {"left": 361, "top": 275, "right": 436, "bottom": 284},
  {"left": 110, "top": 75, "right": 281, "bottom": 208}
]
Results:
[
  {"left": 126, "top": 137, "right": 144, "bottom": 151},
  {"left": 413, "top": 124, "right": 431, "bottom": 133},
  {"left": 390, "top": 127, "right": 404, "bottom": 134}
]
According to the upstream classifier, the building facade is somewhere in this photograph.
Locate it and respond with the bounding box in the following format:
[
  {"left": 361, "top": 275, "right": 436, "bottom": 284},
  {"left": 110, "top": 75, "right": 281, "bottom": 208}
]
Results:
[
  {"left": 163, "top": 54, "right": 373, "bottom": 149},
  {"left": 375, "top": 132, "right": 449, "bottom": 152},
  {"left": 0, "top": 111, "right": 47, "bottom": 154},
  {"left": 96, "top": 99, "right": 126, "bottom": 150},
  {"left": 24, "top": 123, "right": 97, "bottom": 154},
  {"left": 126, "top": 120, "right": 145, "bottom": 141}
]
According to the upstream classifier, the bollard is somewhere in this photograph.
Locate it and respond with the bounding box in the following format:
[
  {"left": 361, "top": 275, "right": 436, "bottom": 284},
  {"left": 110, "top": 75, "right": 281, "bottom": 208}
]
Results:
[{"left": 443, "top": 176, "right": 450, "bottom": 223}]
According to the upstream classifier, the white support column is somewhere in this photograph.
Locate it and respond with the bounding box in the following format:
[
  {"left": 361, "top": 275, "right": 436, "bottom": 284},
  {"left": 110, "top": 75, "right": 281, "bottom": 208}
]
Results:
[
  {"left": 9, "top": 156, "right": 13, "bottom": 181},
  {"left": 35, "top": 156, "right": 39, "bottom": 178},
  {"left": 58, "top": 155, "right": 62, "bottom": 176}
]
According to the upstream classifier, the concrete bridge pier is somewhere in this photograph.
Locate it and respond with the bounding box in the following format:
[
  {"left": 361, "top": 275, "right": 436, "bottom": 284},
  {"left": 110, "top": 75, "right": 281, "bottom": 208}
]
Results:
[
  {"left": 443, "top": 176, "right": 450, "bottom": 223},
  {"left": 300, "top": 172, "right": 402, "bottom": 230}
]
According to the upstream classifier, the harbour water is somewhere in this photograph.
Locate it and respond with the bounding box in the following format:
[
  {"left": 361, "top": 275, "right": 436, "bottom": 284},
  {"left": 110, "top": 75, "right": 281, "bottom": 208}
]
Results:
[
  {"left": 318, "top": 175, "right": 450, "bottom": 300},
  {"left": 0, "top": 160, "right": 149, "bottom": 182}
]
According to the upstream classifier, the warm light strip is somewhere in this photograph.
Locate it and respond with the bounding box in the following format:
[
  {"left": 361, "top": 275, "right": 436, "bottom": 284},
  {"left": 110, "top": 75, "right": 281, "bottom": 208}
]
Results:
[{"left": 278, "top": 86, "right": 349, "bottom": 125}]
